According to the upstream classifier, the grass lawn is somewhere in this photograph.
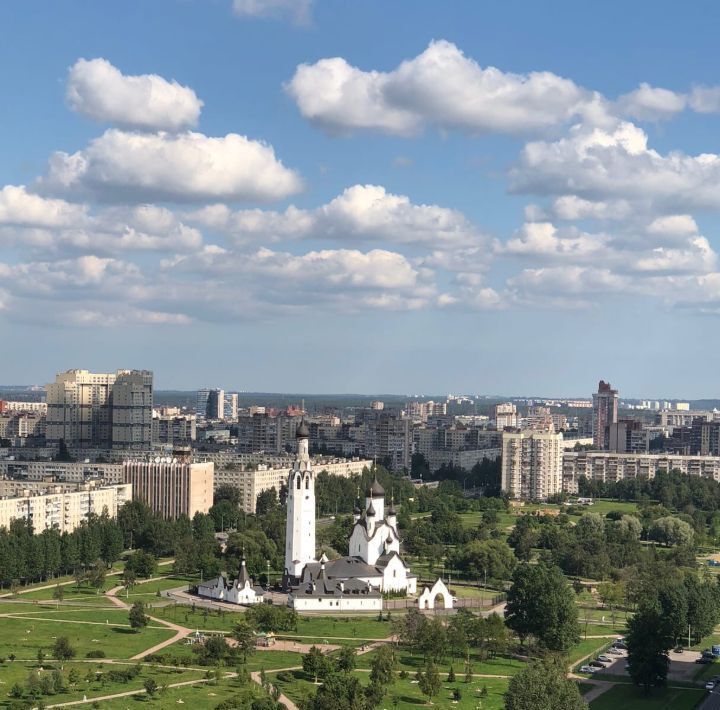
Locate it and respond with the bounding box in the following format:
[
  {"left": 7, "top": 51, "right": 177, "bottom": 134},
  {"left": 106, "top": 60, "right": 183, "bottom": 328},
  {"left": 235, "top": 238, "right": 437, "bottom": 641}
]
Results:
[
  {"left": 0, "top": 615, "right": 175, "bottom": 660},
  {"left": 449, "top": 585, "right": 502, "bottom": 601},
  {"left": 98, "top": 675, "right": 269, "bottom": 709},
  {"left": 357, "top": 648, "right": 525, "bottom": 677},
  {"left": 291, "top": 615, "right": 392, "bottom": 640},
  {"left": 568, "top": 637, "right": 613, "bottom": 666},
  {"left": 589, "top": 683, "right": 705, "bottom": 709},
  {"left": 0, "top": 660, "right": 204, "bottom": 708},
  {"left": 246, "top": 650, "right": 305, "bottom": 671},
  {"left": 273, "top": 668, "right": 510, "bottom": 709},
  {"left": 153, "top": 604, "right": 244, "bottom": 632}
]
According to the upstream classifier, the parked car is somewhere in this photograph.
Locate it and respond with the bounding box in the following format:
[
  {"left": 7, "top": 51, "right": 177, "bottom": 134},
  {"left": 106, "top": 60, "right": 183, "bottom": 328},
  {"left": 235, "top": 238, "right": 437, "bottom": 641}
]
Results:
[
  {"left": 613, "top": 642, "right": 628, "bottom": 650},
  {"left": 597, "top": 655, "right": 612, "bottom": 663},
  {"left": 706, "top": 680, "right": 716, "bottom": 690},
  {"left": 580, "top": 665, "right": 596, "bottom": 674},
  {"left": 697, "top": 657, "right": 713, "bottom": 664},
  {"left": 673, "top": 646, "right": 684, "bottom": 653},
  {"left": 608, "top": 648, "right": 623, "bottom": 655},
  {"left": 589, "top": 661, "right": 606, "bottom": 668}
]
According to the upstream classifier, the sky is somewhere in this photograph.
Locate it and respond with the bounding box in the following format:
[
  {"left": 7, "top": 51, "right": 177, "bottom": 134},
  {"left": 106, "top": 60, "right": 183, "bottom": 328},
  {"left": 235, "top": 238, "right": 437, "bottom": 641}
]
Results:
[{"left": 2, "top": 0, "right": 720, "bottom": 397}]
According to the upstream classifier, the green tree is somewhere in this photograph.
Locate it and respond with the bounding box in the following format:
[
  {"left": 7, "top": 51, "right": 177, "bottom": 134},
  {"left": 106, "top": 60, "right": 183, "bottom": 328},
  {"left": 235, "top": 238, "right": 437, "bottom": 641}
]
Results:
[
  {"left": 232, "top": 620, "right": 256, "bottom": 663},
  {"left": 52, "top": 636, "right": 75, "bottom": 665},
  {"left": 143, "top": 677, "right": 158, "bottom": 697},
  {"left": 128, "top": 602, "right": 149, "bottom": 631},
  {"left": 505, "top": 656, "right": 587, "bottom": 710},
  {"left": 505, "top": 562, "right": 579, "bottom": 651},
  {"left": 52, "top": 584, "right": 64, "bottom": 603},
  {"left": 370, "top": 645, "right": 397, "bottom": 687},
  {"left": 303, "top": 646, "right": 327, "bottom": 683},
  {"left": 336, "top": 645, "right": 356, "bottom": 673},
  {"left": 416, "top": 661, "right": 441, "bottom": 701},
  {"left": 627, "top": 603, "right": 672, "bottom": 693}
]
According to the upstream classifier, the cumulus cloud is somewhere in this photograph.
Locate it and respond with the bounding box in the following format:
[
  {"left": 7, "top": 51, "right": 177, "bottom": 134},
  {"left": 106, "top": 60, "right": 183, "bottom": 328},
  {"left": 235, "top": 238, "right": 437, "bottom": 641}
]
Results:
[
  {"left": 186, "top": 184, "right": 485, "bottom": 249},
  {"left": 286, "top": 40, "right": 606, "bottom": 137},
  {"left": 616, "top": 82, "right": 686, "bottom": 121},
  {"left": 688, "top": 85, "right": 720, "bottom": 113},
  {"left": 163, "top": 245, "right": 436, "bottom": 313},
  {"left": 0, "top": 185, "right": 88, "bottom": 228},
  {"left": 510, "top": 121, "right": 720, "bottom": 212},
  {"left": 232, "top": 0, "right": 313, "bottom": 24},
  {"left": 38, "top": 129, "right": 303, "bottom": 203},
  {"left": 67, "top": 58, "right": 203, "bottom": 132},
  {"left": 502, "top": 222, "right": 607, "bottom": 260}
]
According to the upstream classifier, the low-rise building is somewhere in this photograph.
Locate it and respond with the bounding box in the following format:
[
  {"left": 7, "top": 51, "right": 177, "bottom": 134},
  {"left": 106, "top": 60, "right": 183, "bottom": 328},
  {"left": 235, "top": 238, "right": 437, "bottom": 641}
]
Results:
[
  {"left": 562, "top": 451, "right": 720, "bottom": 492},
  {"left": 0, "top": 481, "right": 131, "bottom": 533}
]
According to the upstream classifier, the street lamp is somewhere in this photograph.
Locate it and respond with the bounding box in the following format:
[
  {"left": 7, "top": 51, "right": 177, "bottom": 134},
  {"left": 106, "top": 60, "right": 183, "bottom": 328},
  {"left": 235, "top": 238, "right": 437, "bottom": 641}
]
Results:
[{"left": 266, "top": 560, "right": 271, "bottom": 589}]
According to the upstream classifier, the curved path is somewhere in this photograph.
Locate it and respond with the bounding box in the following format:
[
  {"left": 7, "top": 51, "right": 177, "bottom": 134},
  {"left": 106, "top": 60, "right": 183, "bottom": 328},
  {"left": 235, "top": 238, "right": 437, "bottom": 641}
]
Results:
[{"left": 105, "top": 584, "right": 192, "bottom": 659}]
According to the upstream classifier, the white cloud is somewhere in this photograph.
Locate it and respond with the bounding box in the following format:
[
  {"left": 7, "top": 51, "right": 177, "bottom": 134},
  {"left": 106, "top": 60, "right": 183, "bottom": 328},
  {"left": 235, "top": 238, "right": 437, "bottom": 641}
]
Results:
[
  {"left": 550, "top": 195, "right": 633, "bottom": 221},
  {"left": 502, "top": 222, "right": 607, "bottom": 259},
  {"left": 688, "top": 85, "right": 720, "bottom": 113},
  {"left": 616, "top": 82, "right": 686, "bottom": 121},
  {"left": 38, "top": 129, "right": 303, "bottom": 203},
  {"left": 510, "top": 120, "right": 720, "bottom": 212},
  {"left": 232, "top": 0, "right": 313, "bottom": 24},
  {"left": 67, "top": 58, "right": 203, "bottom": 132},
  {"left": 186, "top": 184, "right": 484, "bottom": 249},
  {"left": 286, "top": 40, "right": 605, "bottom": 137},
  {"left": 0, "top": 185, "right": 87, "bottom": 228}
]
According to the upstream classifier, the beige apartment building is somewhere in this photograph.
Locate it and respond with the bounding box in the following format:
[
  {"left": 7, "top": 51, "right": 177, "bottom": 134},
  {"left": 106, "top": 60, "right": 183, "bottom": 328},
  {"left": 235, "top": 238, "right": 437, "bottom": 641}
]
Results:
[
  {"left": 214, "top": 458, "right": 372, "bottom": 513},
  {"left": 123, "top": 460, "right": 213, "bottom": 519},
  {"left": 501, "top": 430, "right": 564, "bottom": 500},
  {"left": 0, "top": 481, "right": 131, "bottom": 533},
  {"left": 562, "top": 451, "right": 720, "bottom": 493},
  {"left": 46, "top": 369, "right": 153, "bottom": 449}
]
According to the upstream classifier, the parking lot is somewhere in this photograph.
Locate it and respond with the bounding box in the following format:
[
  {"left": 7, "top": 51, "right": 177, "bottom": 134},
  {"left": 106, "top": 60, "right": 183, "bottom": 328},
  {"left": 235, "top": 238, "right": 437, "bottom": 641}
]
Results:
[{"left": 583, "top": 645, "right": 705, "bottom": 683}]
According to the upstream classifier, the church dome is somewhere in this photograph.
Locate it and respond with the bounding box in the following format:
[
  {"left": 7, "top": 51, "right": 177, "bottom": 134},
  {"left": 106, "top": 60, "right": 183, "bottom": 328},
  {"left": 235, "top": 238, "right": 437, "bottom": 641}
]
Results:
[
  {"left": 366, "top": 501, "right": 376, "bottom": 517},
  {"left": 296, "top": 420, "right": 310, "bottom": 438},
  {"left": 365, "top": 476, "right": 385, "bottom": 498}
]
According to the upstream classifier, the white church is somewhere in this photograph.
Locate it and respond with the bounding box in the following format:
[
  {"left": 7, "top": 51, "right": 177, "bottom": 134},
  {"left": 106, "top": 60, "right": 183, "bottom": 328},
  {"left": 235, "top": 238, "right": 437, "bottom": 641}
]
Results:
[{"left": 285, "top": 421, "right": 426, "bottom": 612}]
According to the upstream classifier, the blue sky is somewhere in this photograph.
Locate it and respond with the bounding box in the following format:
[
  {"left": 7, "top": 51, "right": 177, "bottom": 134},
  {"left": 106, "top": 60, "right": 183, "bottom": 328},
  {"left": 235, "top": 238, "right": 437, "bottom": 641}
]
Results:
[{"left": 2, "top": 0, "right": 720, "bottom": 397}]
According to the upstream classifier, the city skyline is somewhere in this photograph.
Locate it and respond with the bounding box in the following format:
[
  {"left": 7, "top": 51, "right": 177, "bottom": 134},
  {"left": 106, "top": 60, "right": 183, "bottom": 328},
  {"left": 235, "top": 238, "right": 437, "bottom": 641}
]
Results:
[{"left": 3, "top": 1, "right": 720, "bottom": 395}]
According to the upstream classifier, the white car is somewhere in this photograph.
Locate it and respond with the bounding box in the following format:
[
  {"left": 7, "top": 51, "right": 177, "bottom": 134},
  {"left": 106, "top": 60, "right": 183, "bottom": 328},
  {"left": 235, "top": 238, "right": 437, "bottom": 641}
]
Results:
[
  {"left": 580, "top": 665, "right": 596, "bottom": 674},
  {"left": 706, "top": 680, "right": 716, "bottom": 690}
]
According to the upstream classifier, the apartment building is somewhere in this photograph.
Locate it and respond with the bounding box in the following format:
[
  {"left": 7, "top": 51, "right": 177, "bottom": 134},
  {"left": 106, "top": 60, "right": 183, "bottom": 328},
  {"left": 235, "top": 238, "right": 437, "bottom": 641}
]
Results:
[
  {"left": 501, "top": 430, "right": 564, "bottom": 500},
  {"left": 123, "top": 460, "right": 213, "bottom": 519},
  {"left": 562, "top": 451, "right": 720, "bottom": 492},
  {"left": 592, "top": 380, "right": 618, "bottom": 450},
  {"left": 46, "top": 369, "right": 153, "bottom": 449},
  {"left": 214, "top": 458, "right": 372, "bottom": 513},
  {"left": 494, "top": 403, "right": 517, "bottom": 429},
  {"left": 0, "top": 481, "right": 131, "bottom": 533},
  {"left": 152, "top": 412, "right": 196, "bottom": 445},
  {"left": 0, "top": 401, "right": 48, "bottom": 414},
  {"left": 0, "top": 459, "right": 123, "bottom": 483}
]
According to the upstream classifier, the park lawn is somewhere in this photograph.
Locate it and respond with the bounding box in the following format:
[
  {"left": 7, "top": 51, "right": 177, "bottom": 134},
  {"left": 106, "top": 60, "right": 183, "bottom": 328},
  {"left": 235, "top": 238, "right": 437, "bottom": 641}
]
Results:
[
  {"left": 0, "top": 615, "right": 175, "bottom": 660},
  {"left": 357, "top": 648, "right": 524, "bottom": 677},
  {"left": 568, "top": 637, "right": 613, "bottom": 666},
  {"left": 580, "top": 624, "right": 626, "bottom": 637},
  {"left": 589, "top": 683, "right": 705, "bottom": 709},
  {"left": 20, "top": 579, "right": 121, "bottom": 601},
  {"left": 579, "top": 500, "right": 639, "bottom": 516},
  {"left": 577, "top": 606, "right": 630, "bottom": 623},
  {"left": 0, "top": 660, "right": 204, "bottom": 707},
  {"left": 99, "top": 675, "right": 269, "bottom": 709},
  {"left": 153, "top": 605, "right": 243, "bottom": 632},
  {"left": 272, "top": 668, "right": 509, "bottom": 709},
  {"left": 246, "top": 650, "right": 305, "bottom": 671},
  {"left": 449, "top": 585, "right": 503, "bottom": 601},
  {"left": 292, "top": 615, "right": 392, "bottom": 640}
]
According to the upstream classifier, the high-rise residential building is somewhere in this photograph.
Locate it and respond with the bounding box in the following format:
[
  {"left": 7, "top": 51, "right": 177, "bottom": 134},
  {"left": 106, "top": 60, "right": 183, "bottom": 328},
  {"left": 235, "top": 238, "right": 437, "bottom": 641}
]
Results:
[
  {"left": 123, "top": 460, "right": 214, "bottom": 519},
  {"left": 205, "top": 389, "right": 225, "bottom": 420},
  {"left": 592, "top": 380, "right": 618, "bottom": 450},
  {"left": 501, "top": 430, "right": 564, "bottom": 500},
  {"left": 608, "top": 419, "right": 648, "bottom": 453},
  {"left": 152, "top": 412, "right": 196, "bottom": 445},
  {"left": 111, "top": 370, "right": 153, "bottom": 449},
  {"left": 494, "top": 403, "right": 517, "bottom": 430},
  {"left": 224, "top": 392, "right": 238, "bottom": 420},
  {"left": 46, "top": 369, "right": 153, "bottom": 449},
  {"left": 196, "top": 389, "right": 210, "bottom": 420}
]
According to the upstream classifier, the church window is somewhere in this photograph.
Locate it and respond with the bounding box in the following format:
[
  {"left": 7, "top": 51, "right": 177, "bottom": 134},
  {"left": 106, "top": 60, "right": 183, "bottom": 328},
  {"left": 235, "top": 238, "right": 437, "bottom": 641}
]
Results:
[
  {"left": 296, "top": 476, "right": 301, "bottom": 489},
  {"left": 305, "top": 476, "right": 309, "bottom": 489}
]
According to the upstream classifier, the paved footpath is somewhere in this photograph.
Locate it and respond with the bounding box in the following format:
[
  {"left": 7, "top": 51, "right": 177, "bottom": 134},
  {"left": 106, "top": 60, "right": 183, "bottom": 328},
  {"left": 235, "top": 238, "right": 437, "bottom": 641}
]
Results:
[
  {"left": 45, "top": 672, "right": 237, "bottom": 708},
  {"left": 105, "top": 584, "right": 191, "bottom": 659},
  {"left": 251, "top": 670, "right": 299, "bottom": 710}
]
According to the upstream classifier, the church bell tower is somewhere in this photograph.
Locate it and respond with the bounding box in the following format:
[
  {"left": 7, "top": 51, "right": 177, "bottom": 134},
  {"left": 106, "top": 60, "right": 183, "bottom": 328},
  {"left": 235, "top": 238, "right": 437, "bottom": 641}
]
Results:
[{"left": 283, "top": 419, "right": 316, "bottom": 586}]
